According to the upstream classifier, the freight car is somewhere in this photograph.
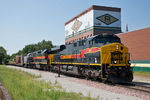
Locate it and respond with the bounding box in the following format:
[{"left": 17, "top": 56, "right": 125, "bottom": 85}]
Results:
[
  {"left": 15, "top": 34, "right": 133, "bottom": 83},
  {"left": 8, "top": 55, "right": 24, "bottom": 66}
]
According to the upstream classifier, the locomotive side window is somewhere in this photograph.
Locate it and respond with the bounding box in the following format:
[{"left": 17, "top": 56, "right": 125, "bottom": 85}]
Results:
[
  {"left": 79, "top": 40, "right": 86, "bottom": 46},
  {"left": 73, "top": 43, "right": 77, "bottom": 47},
  {"left": 79, "top": 41, "right": 82, "bottom": 46},
  {"left": 95, "top": 38, "right": 105, "bottom": 43},
  {"left": 95, "top": 38, "right": 102, "bottom": 43},
  {"left": 113, "top": 38, "right": 121, "bottom": 43},
  {"left": 95, "top": 37, "right": 121, "bottom": 44},
  {"left": 89, "top": 40, "right": 94, "bottom": 45},
  {"left": 82, "top": 40, "right": 86, "bottom": 46}
]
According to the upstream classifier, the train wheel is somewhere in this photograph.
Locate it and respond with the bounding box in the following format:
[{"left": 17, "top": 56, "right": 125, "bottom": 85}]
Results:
[
  {"left": 86, "top": 75, "right": 90, "bottom": 80},
  {"left": 86, "top": 71, "right": 91, "bottom": 80},
  {"left": 42, "top": 66, "right": 45, "bottom": 70},
  {"left": 92, "top": 73, "right": 97, "bottom": 81}
]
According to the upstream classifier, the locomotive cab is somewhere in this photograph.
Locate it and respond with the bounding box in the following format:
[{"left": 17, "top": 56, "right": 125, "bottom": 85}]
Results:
[
  {"left": 101, "top": 43, "right": 133, "bottom": 83},
  {"left": 86, "top": 34, "right": 121, "bottom": 48}
]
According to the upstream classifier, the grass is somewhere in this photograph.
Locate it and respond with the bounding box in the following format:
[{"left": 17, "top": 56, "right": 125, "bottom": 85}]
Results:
[
  {"left": 134, "top": 71, "right": 150, "bottom": 78},
  {"left": 0, "top": 65, "right": 97, "bottom": 100}
]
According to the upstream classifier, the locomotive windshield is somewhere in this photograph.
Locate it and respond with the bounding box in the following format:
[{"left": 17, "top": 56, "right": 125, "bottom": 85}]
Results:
[{"left": 95, "top": 35, "right": 121, "bottom": 44}]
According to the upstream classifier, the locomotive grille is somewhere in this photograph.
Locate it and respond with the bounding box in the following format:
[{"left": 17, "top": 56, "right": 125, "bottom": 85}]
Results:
[{"left": 111, "top": 51, "right": 123, "bottom": 64}]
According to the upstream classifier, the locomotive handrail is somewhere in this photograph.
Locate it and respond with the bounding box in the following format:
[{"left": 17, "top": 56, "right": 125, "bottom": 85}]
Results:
[{"left": 105, "top": 53, "right": 111, "bottom": 73}]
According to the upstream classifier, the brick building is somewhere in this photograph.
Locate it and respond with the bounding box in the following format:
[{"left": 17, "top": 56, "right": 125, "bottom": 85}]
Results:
[
  {"left": 65, "top": 5, "right": 121, "bottom": 44},
  {"left": 118, "top": 27, "right": 150, "bottom": 61}
]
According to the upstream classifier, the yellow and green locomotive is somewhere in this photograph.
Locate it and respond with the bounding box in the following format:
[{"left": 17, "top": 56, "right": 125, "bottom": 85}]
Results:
[
  {"left": 21, "top": 34, "right": 133, "bottom": 83},
  {"left": 47, "top": 34, "right": 133, "bottom": 83}
]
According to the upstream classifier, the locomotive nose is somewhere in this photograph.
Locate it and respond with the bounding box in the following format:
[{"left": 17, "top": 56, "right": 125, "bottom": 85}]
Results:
[{"left": 121, "top": 72, "right": 126, "bottom": 77}]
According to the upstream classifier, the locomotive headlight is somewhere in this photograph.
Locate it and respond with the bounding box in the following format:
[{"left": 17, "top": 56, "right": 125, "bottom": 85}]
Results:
[
  {"left": 114, "top": 61, "right": 117, "bottom": 64},
  {"left": 116, "top": 45, "right": 119, "bottom": 50},
  {"left": 128, "top": 60, "right": 131, "bottom": 64}
]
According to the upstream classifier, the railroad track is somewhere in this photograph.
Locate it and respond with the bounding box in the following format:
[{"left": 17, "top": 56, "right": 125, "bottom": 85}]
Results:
[
  {"left": 133, "top": 84, "right": 150, "bottom": 93},
  {"left": 116, "top": 83, "right": 150, "bottom": 94}
]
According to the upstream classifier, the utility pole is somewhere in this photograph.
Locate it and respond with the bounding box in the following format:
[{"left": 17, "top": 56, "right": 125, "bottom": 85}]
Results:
[{"left": 126, "top": 24, "right": 128, "bottom": 32}]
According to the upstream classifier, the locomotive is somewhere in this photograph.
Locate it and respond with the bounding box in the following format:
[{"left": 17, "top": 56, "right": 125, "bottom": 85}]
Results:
[{"left": 13, "top": 34, "right": 133, "bottom": 83}]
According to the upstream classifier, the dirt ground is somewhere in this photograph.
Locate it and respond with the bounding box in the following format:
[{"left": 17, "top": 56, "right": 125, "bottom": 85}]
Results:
[
  {"left": 133, "top": 73, "right": 150, "bottom": 87},
  {"left": 7, "top": 65, "right": 150, "bottom": 100}
]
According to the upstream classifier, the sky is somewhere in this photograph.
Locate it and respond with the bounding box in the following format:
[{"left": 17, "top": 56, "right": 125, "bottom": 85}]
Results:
[{"left": 0, "top": 0, "right": 150, "bottom": 55}]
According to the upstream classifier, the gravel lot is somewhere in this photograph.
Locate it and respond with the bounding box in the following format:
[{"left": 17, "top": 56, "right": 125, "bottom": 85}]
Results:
[{"left": 6, "top": 65, "right": 150, "bottom": 100}]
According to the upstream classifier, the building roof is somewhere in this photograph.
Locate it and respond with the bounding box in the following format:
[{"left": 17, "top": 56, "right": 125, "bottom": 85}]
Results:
[
  {"left": 65, "top": 5, "right": 121, "bottom": 25},
  {"left": 118, "top": 27, "right": 150, "bottom": 60}
]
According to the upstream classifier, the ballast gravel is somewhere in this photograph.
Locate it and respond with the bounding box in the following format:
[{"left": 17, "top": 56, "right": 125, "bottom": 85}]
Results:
[{"left": 6, "top": 65, "right": 150, "bottom": 100}]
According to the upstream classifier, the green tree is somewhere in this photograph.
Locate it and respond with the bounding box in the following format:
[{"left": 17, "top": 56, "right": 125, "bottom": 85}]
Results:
[
  {"left": 22, "top": 44, "right": 38, "bottom": 54},
  {"left": 11, "top": 40, "right": 54, "bottom": 58},
  {"left": 0, "top": 46, "right": 7, "bottom": 64},
  {"left": 37, "top": 40, "right": 53, "bottom": 50},
  {"left": 11, "top": 53, "right": 17, "bottom": 60}
]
